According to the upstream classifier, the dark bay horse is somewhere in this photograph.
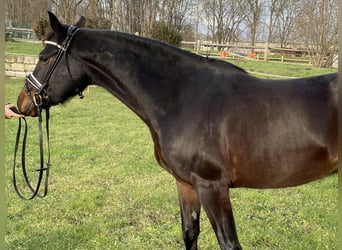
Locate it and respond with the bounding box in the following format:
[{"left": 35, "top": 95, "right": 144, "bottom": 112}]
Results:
[{"left": 17, "top": 12, "right": 338, "bottom": 250}]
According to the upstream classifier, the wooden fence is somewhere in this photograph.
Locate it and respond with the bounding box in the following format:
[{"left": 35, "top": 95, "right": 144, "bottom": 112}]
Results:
[{"left": 180, "top": 41, "right": 315, "bottom": 65}]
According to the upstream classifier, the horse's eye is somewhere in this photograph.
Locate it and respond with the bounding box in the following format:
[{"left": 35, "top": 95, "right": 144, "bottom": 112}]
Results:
[
  {"left": 39, "top": 54, "right": 51, "bottom": 63},
  {"left": 39, "top": 56, "right": 48, "bottom": 62},
  {"left": 39, "top": 49, "right": 57, "bottom": 63}
]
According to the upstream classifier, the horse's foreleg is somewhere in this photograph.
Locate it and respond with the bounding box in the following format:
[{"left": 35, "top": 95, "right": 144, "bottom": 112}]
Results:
[
  {"left": 192, "top": 175, "right": 242, "bottom": 250},
  {"left": 176, "top": 180, "right": 201, "bottom": 250}
]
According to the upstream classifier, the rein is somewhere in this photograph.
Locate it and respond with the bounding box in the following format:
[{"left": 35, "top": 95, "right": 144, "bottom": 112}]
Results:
[
  {"left": 13, "top": 26, "right": 81, "bottom": 200},
  {"left": 13, "top": 107, "right": 50, "bottom": 200}
]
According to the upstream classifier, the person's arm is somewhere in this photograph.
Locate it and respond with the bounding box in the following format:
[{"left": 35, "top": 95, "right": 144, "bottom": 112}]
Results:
[{"left": 5, "top": 104, "right": 24, "bottom": 119}]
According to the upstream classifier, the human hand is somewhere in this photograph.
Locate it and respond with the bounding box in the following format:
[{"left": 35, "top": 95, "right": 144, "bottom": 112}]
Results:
[{"left": 5, "top": 103, "right": 25, "bottom": 119}]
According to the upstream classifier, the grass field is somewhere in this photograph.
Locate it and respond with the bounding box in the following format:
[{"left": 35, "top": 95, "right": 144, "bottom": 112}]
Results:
[
  {"left": 5, "top": 41, "right": 43, "bottom": 56},
  {"left": 5, "top": 65, "right": 337, "bottom": 250}
]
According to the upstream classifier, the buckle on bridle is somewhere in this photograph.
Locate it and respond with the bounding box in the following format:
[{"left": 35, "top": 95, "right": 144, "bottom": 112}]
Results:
[
  {"left": 32, "top": 94, "right": 43, "bottom": 107},
  {"left": 26, "top": 72, "right": 49, "bottom": 107}
]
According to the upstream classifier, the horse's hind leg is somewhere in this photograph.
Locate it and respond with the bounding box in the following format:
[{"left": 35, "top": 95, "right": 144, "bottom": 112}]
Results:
[
  {"left": 192, "top": 175, "right": 242, "bottom": 250},
  {"left": 176, "top": 180, "right": 201, "bottom": 250}
]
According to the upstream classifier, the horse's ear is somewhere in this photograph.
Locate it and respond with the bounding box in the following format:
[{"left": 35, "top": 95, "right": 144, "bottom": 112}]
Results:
[
  {"left": 48, "top": 11, "right": 64, "bottom": 35},
  {"left": 75, "top": 16, "right": 85, "bottom": 28}
]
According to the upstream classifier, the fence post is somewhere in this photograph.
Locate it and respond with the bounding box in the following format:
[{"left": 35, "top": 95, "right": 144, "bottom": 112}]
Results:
[
  {"left": 196, "top": 40, "right": 201, "bottom": 54},
  {"left": 264, "top": 42, "right": 269, "bottom": 62}
]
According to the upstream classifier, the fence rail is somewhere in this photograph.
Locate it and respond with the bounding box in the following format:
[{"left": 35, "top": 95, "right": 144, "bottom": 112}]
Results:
[
  {"left": 180, "top": 41, "right": 321, "bottom": 66},
  {"left": 5, "top": 27, "right": 38, "bottom": 41}
]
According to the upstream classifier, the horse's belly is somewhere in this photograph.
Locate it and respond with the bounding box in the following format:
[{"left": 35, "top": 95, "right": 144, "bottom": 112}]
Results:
[{"left": 230, "top": 145, "right": 337, "bottom": 188}]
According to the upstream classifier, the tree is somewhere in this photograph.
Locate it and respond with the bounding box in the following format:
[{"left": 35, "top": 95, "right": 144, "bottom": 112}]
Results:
[
  {"left": 241, "top": 0, "right": 266, "bottom": 46},
  {"left": 51, "top": 0, "right": 87, "bottom": 24},
  {"left": 202, "top": 0, "right": 244, "bottom": 45},
  {"left": 32, "top": 19, "right": 50, "bottom": 40},
  {"left": 295, "top": 0, "right": 338, "bottom": 67},
  {"left": 272, "top": 0, "right": 300, "bottom": 48},
  {"left": 265, "top": 0, "right": 287, "bottom": 44},
  {"left": 6, "top": 0, "right": 51, "bottom": 28},
  {"left": 150, "top": 22, "right": 182, "bottom": 46}
]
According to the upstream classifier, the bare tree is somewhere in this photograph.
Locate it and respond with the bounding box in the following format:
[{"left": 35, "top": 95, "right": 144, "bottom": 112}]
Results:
[
  {"left": 265, "top": 0, "right": 287, "bottom": 44},
  {"left": 158, "top": 0, "right": 194, "bottom": 32},
  {"left": 202, "top": 0, "right": 244, "bottom": 44},
  {"left": 241, "top": 0, "right": 266, "bottom": 46},
  {"left": 6, "top": 0, "right": 51, "bottom": 27},
  {"left": 295, "top": 0, "right": 338, "bottom": 67},
  {"left": 51, "top": 0, "right": 87, "bottom": 24},
  {"left": 273, "top": 0, "right": 300, "bottom": 48}
]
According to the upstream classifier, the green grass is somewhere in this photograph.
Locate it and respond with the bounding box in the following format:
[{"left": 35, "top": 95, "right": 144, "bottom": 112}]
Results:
[
  {"left": 5, "top": 76, "right": 337, "bottom": 249},
  {"left": 5, "top": 41, "right": 44, "bottom": 56}
]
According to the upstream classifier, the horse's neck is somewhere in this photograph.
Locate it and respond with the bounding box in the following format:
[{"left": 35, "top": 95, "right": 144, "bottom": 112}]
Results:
[{"left": 78, "top": 31, "right": 189, "bottom": 124}]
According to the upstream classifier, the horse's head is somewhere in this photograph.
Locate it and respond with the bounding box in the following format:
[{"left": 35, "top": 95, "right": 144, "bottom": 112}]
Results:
[{"left": 17, "top": 12, "right": 87, "bottom": 116}]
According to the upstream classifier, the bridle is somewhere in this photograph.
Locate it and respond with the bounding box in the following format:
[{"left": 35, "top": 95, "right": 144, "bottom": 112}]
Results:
[
  {"left": 26, "top": 25, "right": 84, "bottom": 103},
  {"left": 13, "top": 26, "right": 82, "bottom": 200}
]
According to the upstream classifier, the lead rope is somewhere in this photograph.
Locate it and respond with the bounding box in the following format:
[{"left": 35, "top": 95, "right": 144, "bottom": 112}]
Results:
[{"left": 13, "top": 107, "right": 51, "bottom": 200}]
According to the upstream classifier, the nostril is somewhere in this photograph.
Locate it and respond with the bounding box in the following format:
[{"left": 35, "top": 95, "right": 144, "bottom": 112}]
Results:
[{"left": 17, "top": 92, "right": 37, "bottom": 117}]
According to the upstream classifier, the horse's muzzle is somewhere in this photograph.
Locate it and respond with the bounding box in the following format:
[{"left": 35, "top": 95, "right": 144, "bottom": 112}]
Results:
[
  {"left": 17, "top": 90, "right": 37, "bottom": 117},
  {"left": 17, "top": 87, "right": 52, "bottom": 117}
]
